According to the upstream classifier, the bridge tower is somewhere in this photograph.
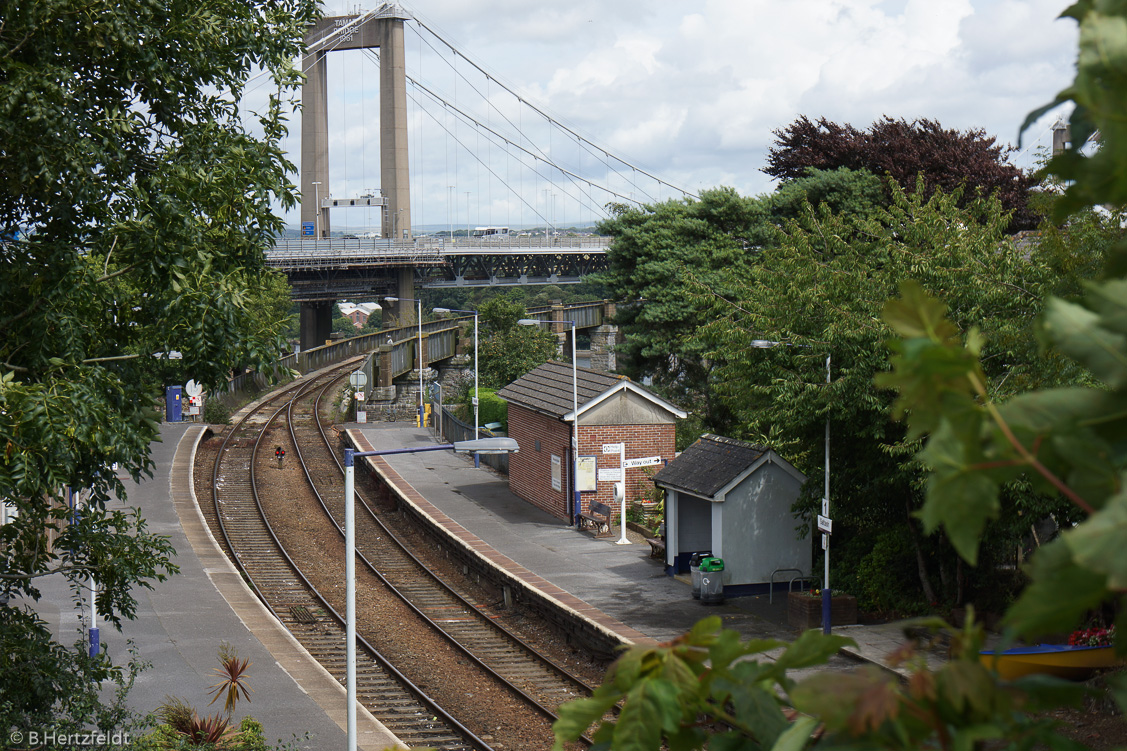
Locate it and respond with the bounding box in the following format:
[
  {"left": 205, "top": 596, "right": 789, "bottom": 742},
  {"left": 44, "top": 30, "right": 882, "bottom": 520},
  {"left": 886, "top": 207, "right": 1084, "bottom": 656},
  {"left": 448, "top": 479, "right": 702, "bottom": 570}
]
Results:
[{"left": 299, "top": 5, "right": 416, "bottom": 348}]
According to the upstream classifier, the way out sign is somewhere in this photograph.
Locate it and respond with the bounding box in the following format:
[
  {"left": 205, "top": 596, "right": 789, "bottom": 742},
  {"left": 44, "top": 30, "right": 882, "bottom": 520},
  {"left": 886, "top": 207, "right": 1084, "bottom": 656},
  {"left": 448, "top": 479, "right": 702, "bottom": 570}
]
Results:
[{"left": 623, "top": 455, "right": 662, "bottom": 469}]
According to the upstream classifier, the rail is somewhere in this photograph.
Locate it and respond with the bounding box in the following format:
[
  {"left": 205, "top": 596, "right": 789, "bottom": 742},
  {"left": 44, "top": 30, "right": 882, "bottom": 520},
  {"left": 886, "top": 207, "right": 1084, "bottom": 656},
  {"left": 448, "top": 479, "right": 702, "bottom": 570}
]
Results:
[{"left": 769, "top": 568, "right": 815, "bottom": 604}]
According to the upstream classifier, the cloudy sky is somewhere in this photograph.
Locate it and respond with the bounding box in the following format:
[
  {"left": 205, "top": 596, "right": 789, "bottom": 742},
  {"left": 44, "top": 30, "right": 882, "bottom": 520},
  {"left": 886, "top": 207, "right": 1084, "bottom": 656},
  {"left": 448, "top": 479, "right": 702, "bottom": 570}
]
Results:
[{"left": 262, "top": 0, "right": 1080, "bottom": 231}]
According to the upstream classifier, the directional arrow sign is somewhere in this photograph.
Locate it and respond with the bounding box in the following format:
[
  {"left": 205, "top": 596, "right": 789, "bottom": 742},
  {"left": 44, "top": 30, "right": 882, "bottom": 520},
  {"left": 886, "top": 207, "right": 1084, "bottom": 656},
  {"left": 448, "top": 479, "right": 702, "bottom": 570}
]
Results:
[
  {"left": 817, "top": 515, "right": 833, "bottom": 534},
  {"left": 602, "top": 443, "right": 625, "bottom": 454},
  {"left": 623, "top": 455, "right": 662, "bottom": 469}
]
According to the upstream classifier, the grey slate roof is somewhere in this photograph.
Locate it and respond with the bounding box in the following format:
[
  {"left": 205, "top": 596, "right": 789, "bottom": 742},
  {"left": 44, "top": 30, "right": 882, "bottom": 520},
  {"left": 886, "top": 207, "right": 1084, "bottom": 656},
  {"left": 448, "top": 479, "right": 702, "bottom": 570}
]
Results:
[
  {"left": 496, "top": 361, "right": 627, "bottom": 419},
  {"left": 651, "top": 434, "right": 769, "bottom": 499}
]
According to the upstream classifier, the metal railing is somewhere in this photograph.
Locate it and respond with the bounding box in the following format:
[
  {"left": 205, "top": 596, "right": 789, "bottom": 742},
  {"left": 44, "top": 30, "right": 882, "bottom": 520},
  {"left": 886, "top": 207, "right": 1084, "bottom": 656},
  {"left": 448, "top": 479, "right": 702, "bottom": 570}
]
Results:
[
  {"left": 769, "top": 568, "right": 816, "bottom": 604},
  {"left": 266, "top": 235, "right": 610, "bottom": 271},
  {"left": 434, "top": 402, "right": 509, "bottom": 474},
  {"left": 520, "top": 301, "right": 606, "bottom": 330},
  {"left": 216, "top": 299, "right": 610, "bottom": 409}
]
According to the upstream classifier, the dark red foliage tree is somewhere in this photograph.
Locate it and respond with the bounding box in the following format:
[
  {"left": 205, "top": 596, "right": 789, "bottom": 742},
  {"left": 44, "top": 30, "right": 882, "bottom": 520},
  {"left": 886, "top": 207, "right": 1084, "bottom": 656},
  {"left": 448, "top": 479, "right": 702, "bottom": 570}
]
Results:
[{"left": 764, "top": 116, "right": 1036, "bottom": 231}]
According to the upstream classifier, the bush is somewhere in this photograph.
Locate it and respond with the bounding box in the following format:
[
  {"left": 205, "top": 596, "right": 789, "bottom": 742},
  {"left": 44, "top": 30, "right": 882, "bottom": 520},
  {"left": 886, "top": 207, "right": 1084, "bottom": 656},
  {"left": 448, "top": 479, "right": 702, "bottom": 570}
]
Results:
[
  {"left": 456, "top": 388, "right": 507, "bottom": 430},
  {"left": 203, "top": 397, "right": 231, "bottom": 425},
  {"left": 833, "top": 528, "right": 928, "bottom": 615}
]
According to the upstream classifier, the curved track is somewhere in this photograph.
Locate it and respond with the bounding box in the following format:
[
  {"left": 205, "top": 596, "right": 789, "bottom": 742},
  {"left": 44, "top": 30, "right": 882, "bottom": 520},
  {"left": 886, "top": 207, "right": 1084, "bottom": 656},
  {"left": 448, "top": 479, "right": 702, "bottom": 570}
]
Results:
[
  {"left": 209, "top": 366, "right": 493, "bottom": 751},
  {"left": 287, "top": 373, "right": 603, "bottom": 728}
]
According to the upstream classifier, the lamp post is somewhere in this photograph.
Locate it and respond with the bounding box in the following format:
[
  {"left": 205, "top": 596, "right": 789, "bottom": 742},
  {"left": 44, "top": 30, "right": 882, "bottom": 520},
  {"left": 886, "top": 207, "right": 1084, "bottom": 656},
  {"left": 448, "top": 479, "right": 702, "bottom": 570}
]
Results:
[
  {"left": 519, "top": 317, "right": 579, "bottom": 524},
  {"left": 384, "top": 296, "right": 424, "bottom": 428},
  {"left": 342, "top": 437, "right": 519, "bottom": 751},
  {"left": 433, "top": 307, "right": 479, "bottom": 458},
  {"left": 312, "top": 181, "right": 322, "bottom": 239},
  {"left": 751, "top": 340, "right": 832, "bottom": 634}
]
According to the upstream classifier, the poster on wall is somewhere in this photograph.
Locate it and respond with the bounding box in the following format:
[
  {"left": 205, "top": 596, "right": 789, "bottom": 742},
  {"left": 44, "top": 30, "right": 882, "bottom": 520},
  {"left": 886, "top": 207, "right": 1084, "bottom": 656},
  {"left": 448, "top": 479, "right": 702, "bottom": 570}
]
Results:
[
  {"left": 576, "top": 456, "right": 597, "bottom": 492},
  {"left": 551, "top": 455, "right": 562, "bottom": 491}
]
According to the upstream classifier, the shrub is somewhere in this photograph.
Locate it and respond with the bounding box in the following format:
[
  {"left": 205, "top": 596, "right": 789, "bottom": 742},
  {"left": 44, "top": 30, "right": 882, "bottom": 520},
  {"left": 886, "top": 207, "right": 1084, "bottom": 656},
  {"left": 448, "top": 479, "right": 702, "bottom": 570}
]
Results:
[{"left": 203, "top": 397, "right": 231, "bottom": 425}]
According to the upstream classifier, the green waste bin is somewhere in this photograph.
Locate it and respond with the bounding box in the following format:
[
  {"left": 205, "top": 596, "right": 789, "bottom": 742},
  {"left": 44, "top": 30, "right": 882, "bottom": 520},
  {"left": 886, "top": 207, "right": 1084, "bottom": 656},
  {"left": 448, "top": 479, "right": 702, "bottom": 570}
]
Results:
[{"left": 699, "top": 556, "right": 725, "bottom": 605}]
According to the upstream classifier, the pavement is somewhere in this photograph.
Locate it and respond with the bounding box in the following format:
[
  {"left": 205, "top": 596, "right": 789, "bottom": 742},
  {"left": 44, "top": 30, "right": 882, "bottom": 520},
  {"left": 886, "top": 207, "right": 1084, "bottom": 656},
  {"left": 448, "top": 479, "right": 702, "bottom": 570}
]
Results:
[{"left": 352, "top": 423, "right": 941, "bottom": 678}]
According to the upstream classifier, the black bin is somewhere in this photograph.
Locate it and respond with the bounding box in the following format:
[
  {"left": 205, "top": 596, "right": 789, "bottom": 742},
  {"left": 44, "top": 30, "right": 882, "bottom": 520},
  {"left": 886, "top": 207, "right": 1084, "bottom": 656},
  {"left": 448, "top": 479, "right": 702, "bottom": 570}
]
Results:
[{"left": 690, "top": 551, "right": 711, "bottom": 599}]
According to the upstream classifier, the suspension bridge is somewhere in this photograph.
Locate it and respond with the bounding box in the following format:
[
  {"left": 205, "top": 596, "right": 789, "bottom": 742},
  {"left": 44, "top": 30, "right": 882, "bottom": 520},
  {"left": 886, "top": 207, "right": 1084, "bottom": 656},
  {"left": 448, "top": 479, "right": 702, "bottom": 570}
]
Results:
[{"left": 263, "top": 3, "right": 693, "bottom": 348}]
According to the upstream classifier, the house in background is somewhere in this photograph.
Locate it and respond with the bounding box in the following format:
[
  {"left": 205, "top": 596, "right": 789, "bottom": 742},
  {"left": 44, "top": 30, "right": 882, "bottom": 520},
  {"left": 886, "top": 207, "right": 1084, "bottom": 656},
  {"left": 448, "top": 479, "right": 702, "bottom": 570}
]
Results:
[
  {"left": 497, "top": 361, "right": 686, "bottom": 523},
  {"left": 652, "top": 434, "right": 809, "bottom": 597},
  {"left": 338, "top": 301, "right": 380, "bottom": 328}
]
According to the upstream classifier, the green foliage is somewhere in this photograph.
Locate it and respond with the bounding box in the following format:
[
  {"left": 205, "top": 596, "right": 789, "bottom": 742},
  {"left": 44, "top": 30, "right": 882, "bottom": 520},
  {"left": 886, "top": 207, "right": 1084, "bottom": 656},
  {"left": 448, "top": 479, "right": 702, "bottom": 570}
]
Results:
[
  {"left": 476, "top": 390, "right": 508, "bottom": 429},
  {"left": 769, "top": 166, "right": 886, "bottom": 223},
  {"left": 599, "top": 188, "right": 775, "bottom": 426},
  {"left": 558, "top": 6, "right": 1127, "bottom": 748},
  {"left": 0, "top": 0, "right": 318, "bottom": 729},
  {"left": 204, "top": 397, "right": 232, "bottom": 426},
  {"left": 473, "top": 299, "right": 559, "bottom": 389},
  {"left": 455, "top": 388, "right": 508, "bottom": 429},
  {"left": 554, "top": 616, "right": 1084, "bottom": 750},
  {"left": 135, "top": 714, "right": 280, "bottom": 751},
  {"left": 695, "top": 184, "right": 1076, "bottom": 608},
  {"left": 332, "top": 314, "right": 360, "bottom": 337},
  {"left": 478, "top": 295, "right": 527, "bottom": 334},
  {"left": 0, "top": 612, "right": 151, "bottom": 742}
]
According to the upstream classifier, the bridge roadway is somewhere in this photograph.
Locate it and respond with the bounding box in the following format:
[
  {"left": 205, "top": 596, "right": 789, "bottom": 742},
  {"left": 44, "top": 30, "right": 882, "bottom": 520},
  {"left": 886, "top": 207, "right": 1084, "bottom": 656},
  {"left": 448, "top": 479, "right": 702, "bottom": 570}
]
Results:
[{"left": 268, "top": 236, "right": 610, "bottom": 302}]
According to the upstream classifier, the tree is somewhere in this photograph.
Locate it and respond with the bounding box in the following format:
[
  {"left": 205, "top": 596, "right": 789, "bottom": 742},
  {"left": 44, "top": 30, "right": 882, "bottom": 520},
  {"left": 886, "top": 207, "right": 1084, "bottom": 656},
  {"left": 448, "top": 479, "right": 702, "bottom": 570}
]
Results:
[
  {"left": 0, "top": 0, "right": 317, "bottom": 734},
  {"left": 695, "top": 183, "right": 1079, "bottom": 611},
  {"left": 475, "top": 297, "right": 558, "bottom": 389},
  {"left": 768, "top": 166, "right": 886, "bottom": 224},
  {"left": 764, "top": 116, "right": 1037, "bottom": 231},
  {"left": 598, "top": 187, "right": 777, "bottom": 434}
]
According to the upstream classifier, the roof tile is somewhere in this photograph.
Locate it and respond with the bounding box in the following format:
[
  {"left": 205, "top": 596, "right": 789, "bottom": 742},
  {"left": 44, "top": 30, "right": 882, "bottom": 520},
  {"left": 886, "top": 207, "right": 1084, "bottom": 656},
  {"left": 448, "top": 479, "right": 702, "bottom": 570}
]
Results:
[{"left": 652, "top": 434, "right": 769, "bottom": 499}]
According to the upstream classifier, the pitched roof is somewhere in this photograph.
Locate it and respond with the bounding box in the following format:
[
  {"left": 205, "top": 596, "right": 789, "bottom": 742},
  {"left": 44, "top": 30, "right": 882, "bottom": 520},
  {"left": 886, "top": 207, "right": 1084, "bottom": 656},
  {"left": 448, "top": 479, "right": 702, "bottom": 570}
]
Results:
[
  {"left": 652, "top": 434, "right": 777, "bottom": 499},
  {"left": 496, "top": 361, "right": 627, "bottom": 419}
]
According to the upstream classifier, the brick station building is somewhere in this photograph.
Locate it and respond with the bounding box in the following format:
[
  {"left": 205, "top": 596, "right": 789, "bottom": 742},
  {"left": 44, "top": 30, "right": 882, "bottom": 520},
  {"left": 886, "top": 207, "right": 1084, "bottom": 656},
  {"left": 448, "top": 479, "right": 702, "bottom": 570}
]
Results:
[{"left": 497, "top": 361, "right": 686, "bottom": 523}]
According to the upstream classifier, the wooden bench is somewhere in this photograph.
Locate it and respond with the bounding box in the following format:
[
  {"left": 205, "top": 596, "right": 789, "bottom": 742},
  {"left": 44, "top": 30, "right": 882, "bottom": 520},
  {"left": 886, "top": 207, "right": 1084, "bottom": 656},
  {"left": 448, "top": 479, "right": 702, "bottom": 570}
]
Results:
[
  {"left": 578, "top": 501, "right": 613, "bottom": 537},
  {"left": 645, "top": 537, "right": 666, "bottom": 559}
]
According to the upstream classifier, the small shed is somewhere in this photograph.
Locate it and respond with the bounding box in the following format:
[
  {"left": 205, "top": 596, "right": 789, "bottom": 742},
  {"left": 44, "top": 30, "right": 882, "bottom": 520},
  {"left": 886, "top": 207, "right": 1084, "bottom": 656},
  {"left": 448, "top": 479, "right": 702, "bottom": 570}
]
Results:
[
  {"left": 497, "top": 361, "right": 686, "bottom": 523},
  {"left": 652, "top": 434, "right": 809, "bottom": 596}
]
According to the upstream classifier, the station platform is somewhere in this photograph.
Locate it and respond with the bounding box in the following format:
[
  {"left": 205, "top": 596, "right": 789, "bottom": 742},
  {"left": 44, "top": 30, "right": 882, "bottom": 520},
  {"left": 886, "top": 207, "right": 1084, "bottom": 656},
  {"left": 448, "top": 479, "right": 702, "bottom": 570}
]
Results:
[{"left": 349, "top": 424, "right": 927, "bottom": 675}]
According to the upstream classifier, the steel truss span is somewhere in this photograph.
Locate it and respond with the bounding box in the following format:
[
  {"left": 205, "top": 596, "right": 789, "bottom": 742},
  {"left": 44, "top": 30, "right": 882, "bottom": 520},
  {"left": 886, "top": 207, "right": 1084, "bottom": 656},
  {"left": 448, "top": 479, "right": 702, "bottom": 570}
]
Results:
[{"left": 418, "top": 251, "right": 608, "bottom": 288}]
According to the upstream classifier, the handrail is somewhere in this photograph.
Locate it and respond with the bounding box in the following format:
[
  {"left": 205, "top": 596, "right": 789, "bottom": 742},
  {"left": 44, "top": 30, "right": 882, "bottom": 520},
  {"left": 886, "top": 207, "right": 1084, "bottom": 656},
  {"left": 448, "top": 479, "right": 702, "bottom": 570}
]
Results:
[{"left": 769, "top": 567, "right": 814, "bottom": 604}]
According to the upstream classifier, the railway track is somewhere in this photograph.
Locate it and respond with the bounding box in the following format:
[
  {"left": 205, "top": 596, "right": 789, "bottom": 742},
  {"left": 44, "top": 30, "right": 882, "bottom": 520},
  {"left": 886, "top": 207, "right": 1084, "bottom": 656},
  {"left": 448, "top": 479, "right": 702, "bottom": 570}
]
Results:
[
  {"left": 286, "top": 372, "right": 602, "bottom": 725},
  {"left": 209, "top": 365, "right": 495, "bottom": 751}
]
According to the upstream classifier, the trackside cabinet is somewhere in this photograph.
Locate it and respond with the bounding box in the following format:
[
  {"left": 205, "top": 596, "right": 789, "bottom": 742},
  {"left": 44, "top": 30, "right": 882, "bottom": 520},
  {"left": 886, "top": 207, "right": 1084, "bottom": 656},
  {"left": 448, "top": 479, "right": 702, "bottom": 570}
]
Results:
[{"left": 166, "top": 385, "right": 183, "bottom": 422}]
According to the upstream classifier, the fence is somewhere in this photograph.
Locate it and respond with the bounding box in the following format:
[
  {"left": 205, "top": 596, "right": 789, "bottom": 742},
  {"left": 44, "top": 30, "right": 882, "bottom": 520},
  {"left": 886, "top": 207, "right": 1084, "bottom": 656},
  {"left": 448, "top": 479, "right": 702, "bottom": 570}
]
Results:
[{"left": 433, "top": 400, "right": 509, "bottom": 474}]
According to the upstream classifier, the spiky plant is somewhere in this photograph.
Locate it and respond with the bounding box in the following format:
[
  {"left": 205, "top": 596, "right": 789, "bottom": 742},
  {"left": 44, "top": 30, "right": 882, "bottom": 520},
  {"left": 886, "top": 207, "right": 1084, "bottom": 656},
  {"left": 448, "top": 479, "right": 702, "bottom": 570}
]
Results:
[
  {"left": 184, "top": 712, "right": 232, "bottom": 745},
  {"left": 208, "top": 642, "right": 253, "bottom": 716},
  {"left": 156, "top": 695, "right": 195, "bottom": 735}
]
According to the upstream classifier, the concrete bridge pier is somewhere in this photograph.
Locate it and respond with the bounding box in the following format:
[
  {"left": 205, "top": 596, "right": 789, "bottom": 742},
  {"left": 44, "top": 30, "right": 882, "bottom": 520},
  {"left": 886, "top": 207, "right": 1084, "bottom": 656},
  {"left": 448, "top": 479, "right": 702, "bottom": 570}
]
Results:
[
  {"left": 381, "top": 268, "right": 417, "bottom": 327},
  {"left": 299, "top": 300, "right": 334, "bottom": 351}
]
